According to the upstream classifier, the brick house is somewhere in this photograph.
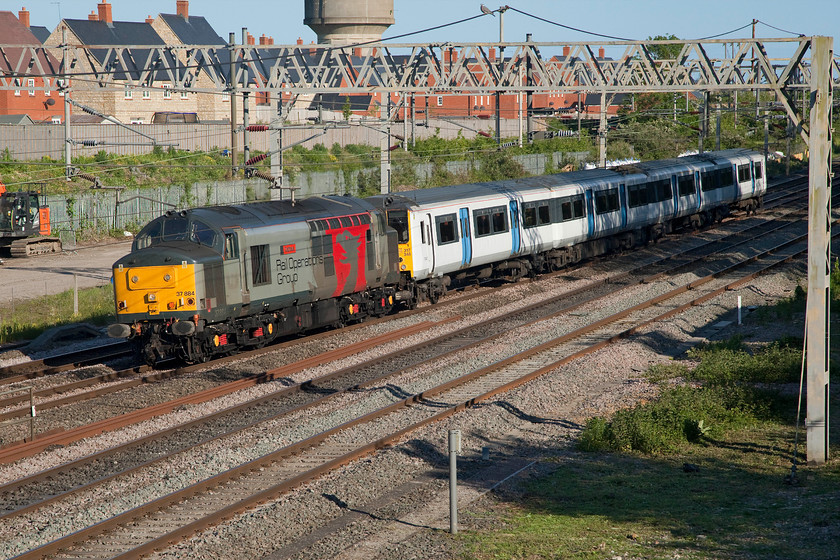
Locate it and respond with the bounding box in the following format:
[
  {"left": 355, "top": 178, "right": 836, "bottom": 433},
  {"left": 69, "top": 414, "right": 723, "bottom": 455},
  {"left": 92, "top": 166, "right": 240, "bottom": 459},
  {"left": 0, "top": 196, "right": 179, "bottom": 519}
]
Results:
[{"left": 0, "top": 9, "right": 65, "bottom": 122}]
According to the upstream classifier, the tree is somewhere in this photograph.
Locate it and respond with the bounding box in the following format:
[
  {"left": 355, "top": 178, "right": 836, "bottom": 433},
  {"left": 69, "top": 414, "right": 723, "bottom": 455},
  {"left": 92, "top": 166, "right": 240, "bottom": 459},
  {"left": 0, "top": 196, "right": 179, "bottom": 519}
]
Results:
[
  {"left": 342, "top": 96, "right": 353, "bottom": 121},
  {"left": 646, "top": 34, "right": 683, "bottom": 60}
]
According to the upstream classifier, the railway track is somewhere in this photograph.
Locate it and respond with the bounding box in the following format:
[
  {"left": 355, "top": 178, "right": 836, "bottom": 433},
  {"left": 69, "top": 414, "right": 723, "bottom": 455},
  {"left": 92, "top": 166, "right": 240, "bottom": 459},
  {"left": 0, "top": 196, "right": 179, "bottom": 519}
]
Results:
[
  {"left": 0, "top": 176, "right": 821, "bottom": 458},
  {"left": 3, "top": 207, "right": 821, "bottom": 560},
  {"left": 0, "top": 186, "right": 824, "bottom": 556}
]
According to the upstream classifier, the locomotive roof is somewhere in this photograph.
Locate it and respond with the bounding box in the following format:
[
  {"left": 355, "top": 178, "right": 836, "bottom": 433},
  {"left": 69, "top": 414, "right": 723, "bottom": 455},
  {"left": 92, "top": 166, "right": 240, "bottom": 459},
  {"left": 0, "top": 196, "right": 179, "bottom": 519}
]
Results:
[{"left": 183, "top": 195, "right": 374, "bottom": 229}]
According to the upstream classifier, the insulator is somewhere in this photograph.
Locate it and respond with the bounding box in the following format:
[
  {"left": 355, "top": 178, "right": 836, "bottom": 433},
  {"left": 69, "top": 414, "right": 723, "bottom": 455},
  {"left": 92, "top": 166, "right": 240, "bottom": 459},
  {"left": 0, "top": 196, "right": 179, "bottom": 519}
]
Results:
[
  {"left": 76, "top": 172, "right": 98, "bottom": 182},
  {"left": 81, "top": 140, "right": 98, "bottom": 147},
  {"left": 246, "top": 125, "right": 269, "bottom": 132},
  {"left": 81, "top": 105, "right": 96, "bottom": 115},
  {"left": 245, "top": 153, "right": 268, "bottom": 166},
  {"left": 253, "top": 170, "right": 276, "bottom": 183}
]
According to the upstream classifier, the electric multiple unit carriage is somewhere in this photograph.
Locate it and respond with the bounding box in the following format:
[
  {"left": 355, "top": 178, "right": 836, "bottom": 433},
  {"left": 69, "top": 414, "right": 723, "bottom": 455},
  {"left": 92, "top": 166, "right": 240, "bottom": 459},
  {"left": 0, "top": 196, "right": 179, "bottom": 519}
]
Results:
[{"left": 109, "top": 149, "right": 766, "bottom": 364}]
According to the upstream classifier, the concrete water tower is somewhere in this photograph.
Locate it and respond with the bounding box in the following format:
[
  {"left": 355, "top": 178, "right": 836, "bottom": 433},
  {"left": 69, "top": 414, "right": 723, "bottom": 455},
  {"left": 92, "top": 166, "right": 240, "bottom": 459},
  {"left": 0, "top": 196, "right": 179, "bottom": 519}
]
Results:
[{"left": 304, "top": 0, "right": 394, "bottom": 45}]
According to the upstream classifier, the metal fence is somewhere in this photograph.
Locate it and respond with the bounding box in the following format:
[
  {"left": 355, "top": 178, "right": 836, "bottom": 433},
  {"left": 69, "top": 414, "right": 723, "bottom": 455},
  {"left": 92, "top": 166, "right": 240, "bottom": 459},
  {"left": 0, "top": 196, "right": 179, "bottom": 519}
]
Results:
[
  {"left": 40, "top": 150, "right": 590, "bottom": 235},
  {"left": 0, "top": 118, "right": 543, "bottom": 160}
]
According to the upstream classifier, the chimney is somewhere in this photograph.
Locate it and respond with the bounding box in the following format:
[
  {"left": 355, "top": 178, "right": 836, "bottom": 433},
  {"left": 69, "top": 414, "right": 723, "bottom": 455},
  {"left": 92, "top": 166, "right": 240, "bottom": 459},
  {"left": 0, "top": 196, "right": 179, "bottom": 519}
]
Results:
[
  {"left": 259, "top": 34, "right": 268, "bottom": 45},
  {"left": 563, "top": 46, "right": 570, "bottom": 57},
  {"left": 88, "top": 10, "right": 98, "bottom": 21},
  {"left": 18, "top": 7, "right": 30, "bottom": 28},
  {"left": 247, "top": 33, "right": 255, "bottom": 46},
  {"left": 176, "top": 0, "right": 188, "bottom": 19},
  {"left": 489, "top": 47, "right": 496, "bottom": 62},
  {"left": 97, "top": 1, "right": 112, "bottom": 25},
  {"left": 269, "top": 36, "right": 274, "bottom": 45},
  {"left": 353, "top": 47, "right": 361, "bottom": 57},
  {"left": 598, "top": 47, "right": 605, "bottom": 59},
  {"left": 145, "top": 15, "right": 154, "bottom": 23},
  {"left": 296, "top": 37, "right": 303, "bottom": 45}
]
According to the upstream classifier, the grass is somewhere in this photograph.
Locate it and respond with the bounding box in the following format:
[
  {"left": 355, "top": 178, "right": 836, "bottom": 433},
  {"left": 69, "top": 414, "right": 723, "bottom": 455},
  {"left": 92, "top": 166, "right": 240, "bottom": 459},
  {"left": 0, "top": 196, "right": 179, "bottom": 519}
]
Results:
[
  {"left": 457, "top": 292, "right": 840, "bottom": 559},
  {"left": 0, "top": 284, "right": 116, "bottom": 344}
]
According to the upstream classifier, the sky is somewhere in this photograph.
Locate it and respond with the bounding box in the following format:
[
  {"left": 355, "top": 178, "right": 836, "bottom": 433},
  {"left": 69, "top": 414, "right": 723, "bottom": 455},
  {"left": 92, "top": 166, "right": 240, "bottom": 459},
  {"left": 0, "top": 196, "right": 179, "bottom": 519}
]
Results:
[{"left": 14, "top": 0, "right": 839, "bottom": 48}]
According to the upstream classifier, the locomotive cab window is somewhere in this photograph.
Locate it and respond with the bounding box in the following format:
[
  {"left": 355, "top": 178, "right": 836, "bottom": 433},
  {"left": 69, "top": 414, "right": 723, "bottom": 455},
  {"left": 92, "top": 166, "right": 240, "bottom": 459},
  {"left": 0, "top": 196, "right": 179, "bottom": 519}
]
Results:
[
  {"left": 387, "top": 210, "right": 410, "bottom": 243},
  {"left": 595, "top": 188, "right": 620, "bottom": 214},
  {"left": 436, "top": 214, "right": 458, "bottom": 245},
  {"left": 190, "top": 220, "right": 219, "bottom": 249}
]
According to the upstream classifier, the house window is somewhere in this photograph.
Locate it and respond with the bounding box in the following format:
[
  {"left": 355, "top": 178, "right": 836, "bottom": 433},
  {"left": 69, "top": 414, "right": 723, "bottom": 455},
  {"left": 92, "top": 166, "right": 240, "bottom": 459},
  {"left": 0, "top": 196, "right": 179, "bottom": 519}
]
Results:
[
  {"left": 28, "top": 78, "right": 35, "bottom": 96},
  {"left": 130, "top": 118, "right": 144, "bottom": 124},
  {"left": 14, "top": 78, "right": 21, "bottom": 96},
  {"left": 436, "top": 95, "right": 443, "bottom": 106},
  {"left": 222, "top": 92, "right": 230, "bottom": 103},
  {"left": 163, "top": 84, "right": 172, "bottom": 99},
  {"left": 180, "top": 90, "right": 188, "bottom": 100},
  {"left": 56, "top": 78, "right": 65, "bottom": 96},
  {"left": 124, "top": 86, "right": 133, "bottom": 99},
  {"left": 142, "top": 88, "right": 151, "bottom": 100},
  {"left": 51, "top": 116, "right": 62, "bottom": 124}
]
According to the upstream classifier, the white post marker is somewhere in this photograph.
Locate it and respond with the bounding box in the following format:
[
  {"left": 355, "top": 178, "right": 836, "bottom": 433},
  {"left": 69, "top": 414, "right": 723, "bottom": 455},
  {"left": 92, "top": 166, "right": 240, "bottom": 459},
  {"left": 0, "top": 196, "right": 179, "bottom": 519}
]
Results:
[
  {"left": 737, "top": 295, "right": 742, "bottom": 325},
  {"left": 449, "top": 429, "right": 461, "bottom": 534}
]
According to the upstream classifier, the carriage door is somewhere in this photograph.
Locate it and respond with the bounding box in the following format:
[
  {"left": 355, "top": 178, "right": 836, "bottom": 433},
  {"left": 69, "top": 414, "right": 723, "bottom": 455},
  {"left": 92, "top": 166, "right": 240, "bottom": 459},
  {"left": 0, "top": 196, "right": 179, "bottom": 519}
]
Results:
[
  {"left": 509, "top": 201, "right": 521, "bottom": 256},
  {"left": 584, "top": 190, "right": 595, "bottom": 236},
  {"left": 458, "top": 207, "right": 472, "bottom": 267},
  {"left": 619, "top": 184, "right": 628, "bottom": 228},
  {"left": 425, "top": 213, "right": 436, "bottom": 274}
]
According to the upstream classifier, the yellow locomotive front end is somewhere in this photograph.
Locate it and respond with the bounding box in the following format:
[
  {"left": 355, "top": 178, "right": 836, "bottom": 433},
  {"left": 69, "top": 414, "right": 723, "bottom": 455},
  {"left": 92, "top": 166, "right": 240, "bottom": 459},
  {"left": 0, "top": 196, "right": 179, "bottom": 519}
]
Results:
[{"left": 112, "top": 261, "right": 198, "bottom": 319}]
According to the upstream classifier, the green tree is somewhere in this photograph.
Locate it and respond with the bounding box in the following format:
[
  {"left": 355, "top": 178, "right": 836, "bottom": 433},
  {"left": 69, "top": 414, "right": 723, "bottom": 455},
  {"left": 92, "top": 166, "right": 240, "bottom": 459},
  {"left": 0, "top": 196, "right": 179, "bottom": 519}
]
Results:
[
  {"left": 342, "top": 96, "right": 352, "bottom": 121},
  {"left": 646, "top": 34, "right": 682, "bottom": 60}
]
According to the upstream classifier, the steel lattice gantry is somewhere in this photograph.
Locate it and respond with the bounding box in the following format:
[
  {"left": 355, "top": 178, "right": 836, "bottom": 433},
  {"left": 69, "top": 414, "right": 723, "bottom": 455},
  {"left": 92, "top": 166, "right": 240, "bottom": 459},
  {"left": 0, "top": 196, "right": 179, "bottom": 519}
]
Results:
[{"left": 0, "top": 36, "right": 834, "bottom": 463}]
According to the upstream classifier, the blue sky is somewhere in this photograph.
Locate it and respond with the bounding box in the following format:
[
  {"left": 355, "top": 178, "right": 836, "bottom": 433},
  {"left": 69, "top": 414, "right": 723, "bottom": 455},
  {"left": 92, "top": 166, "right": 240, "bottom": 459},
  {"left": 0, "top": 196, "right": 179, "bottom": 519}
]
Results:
[{"left": 15, "top": 0, "right": 838, "bottom": 46}]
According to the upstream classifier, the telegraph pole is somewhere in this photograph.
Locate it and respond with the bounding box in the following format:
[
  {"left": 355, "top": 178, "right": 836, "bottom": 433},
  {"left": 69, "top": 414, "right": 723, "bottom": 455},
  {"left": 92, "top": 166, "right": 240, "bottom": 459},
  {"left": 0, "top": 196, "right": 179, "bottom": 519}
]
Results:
[
  {"left": 229, "top": 32, "right": 238, "bottom": 173},
  {"left": 805, "top": 35, "right": 832, "bottom": 465},
  {"left": 62, "top": 26, "right": 71, "bottom": 181}
]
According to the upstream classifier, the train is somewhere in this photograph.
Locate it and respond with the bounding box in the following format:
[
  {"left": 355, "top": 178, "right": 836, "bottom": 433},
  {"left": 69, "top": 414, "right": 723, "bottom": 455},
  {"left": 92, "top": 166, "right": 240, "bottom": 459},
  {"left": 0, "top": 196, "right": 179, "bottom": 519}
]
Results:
[{"left": 108, "top": 149, "right": 766, "bottom": 364}]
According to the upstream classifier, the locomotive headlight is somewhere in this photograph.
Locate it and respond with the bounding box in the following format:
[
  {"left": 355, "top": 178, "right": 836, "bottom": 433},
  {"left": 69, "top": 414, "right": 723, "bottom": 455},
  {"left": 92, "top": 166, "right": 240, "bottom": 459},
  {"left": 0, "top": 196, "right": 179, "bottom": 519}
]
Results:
[
  {"left": 400, "top": 264, "right": 407, "bottom": 271},
  {"left": 131, "top": 275, "right": 139, "bottom": 284},
  {"left": 163, "top": 274, "right": 172, "bottom": 282},
  {"left": 147, "top": 293, "right": 157, "bottom": 302}
]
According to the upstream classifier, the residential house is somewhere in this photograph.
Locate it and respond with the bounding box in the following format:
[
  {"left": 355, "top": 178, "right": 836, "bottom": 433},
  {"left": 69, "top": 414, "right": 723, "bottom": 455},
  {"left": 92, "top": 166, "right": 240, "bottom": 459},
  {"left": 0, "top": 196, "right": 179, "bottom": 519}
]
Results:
[{"left": 0, "top": 9, "right": 64, "bottom": 122}]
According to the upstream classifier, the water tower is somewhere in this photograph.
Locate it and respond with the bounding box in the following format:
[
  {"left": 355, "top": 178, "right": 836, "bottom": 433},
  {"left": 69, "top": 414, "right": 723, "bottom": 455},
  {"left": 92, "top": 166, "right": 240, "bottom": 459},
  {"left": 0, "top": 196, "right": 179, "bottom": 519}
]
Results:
[{"left": 304, "top": 0, "right": 394, "bottom": 45}]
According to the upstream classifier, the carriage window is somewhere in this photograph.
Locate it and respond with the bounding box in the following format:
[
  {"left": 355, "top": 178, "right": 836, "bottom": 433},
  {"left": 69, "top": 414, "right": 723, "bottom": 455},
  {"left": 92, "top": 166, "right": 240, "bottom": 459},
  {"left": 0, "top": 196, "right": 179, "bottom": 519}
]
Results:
[
  {"left": 595, "top": 188, "right": 619, "bottom": 214},
  {"left": 701, "top": 170, "right": 720, "bottom": 192},
  {"left": 572, "top": 197, "right": 585, "bottom": 219},
  {"left": 738, "top": 164, "right": 751, "bottom": 183},
  {"left": 491, "top": 208, "right": 507, "bottom": 233},
  {"left": 561, "top": 201, "right": 573, "bottom": 220},
  {"left": 250, "top": 244, "right": 271, "bottom": 286},
  {"left": 754, "top": 162, "right": 763, "bottom": 180},
  {"left": 720, "top": 167, "right": 734, "bottom": 187},
  {"left": 436, "top": 214, "right": 458, "bottom": 245},
  {"left": 224, "top": 233, "right": 239, "bottom": 259},
  {"left": 475, "top": 213, "right": 491, "bottom": 236},
  {"left": 646, "top": 179, "right": 671, "bottom": 203},
  {"left": 537, "top": 202, "right": 551, "bottom": 225},
  {"left": 628, "top": 184, "right": 648, "bottom": 208},
  {"left": 387, "top": 210, "right": 410, "bottom": 243},
  {"left": 678, "top": 175, "right": 695, "bottom": 197},
  {"left": 522, "top": 205, "right": 537, "bottom": 228}
]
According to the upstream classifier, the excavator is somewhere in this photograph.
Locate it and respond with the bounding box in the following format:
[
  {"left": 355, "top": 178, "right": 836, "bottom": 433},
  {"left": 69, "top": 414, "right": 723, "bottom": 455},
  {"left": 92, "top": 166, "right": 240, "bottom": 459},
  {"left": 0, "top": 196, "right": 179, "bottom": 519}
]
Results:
[{"left": 0, "top": 180, "right": 62, "bottom": 261}]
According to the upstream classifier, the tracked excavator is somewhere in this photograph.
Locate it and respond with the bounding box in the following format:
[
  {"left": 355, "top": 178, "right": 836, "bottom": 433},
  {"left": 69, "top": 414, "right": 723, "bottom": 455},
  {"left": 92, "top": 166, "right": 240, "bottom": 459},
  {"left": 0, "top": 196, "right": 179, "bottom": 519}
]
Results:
[{"left": 0, "top": 181, "right": 62, "bottom": 261}]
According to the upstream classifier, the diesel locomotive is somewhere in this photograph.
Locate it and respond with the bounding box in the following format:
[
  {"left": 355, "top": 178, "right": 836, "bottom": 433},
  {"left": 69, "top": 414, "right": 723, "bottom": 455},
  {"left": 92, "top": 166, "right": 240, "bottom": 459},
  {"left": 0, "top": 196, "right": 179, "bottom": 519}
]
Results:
[{"left": 109, "top": 149, "right": 766, "bottom": 364}]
